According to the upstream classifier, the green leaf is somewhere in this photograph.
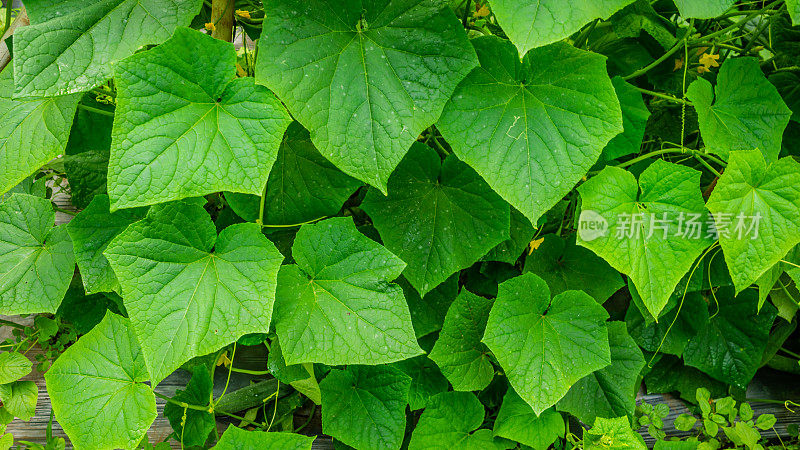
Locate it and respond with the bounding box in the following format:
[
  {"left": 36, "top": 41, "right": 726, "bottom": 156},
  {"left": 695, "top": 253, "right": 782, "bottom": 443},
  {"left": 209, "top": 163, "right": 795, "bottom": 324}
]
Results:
[
  {"left": 64, "top": 94, "right": 113, "bottom": 209},
  {"left": 556, "top": 322, "right": 645, "bottom": 424},
  {"left": 409, "top": 391, "right": 509, "bottom": 450},
  {"left": 706, "top": 150, "right": 800, "bottom": 292},
  {"left": 483, "top": 208, "right": 536, "bottom": 264},
  {"left": 0, "top": 68, "right": 80, "bottom": 195},
  {"left": 686, "top": 58, "right": 791, "bottom": 162},
  {"left": 0, "top": 194, "right": 75, "bottom": 315},
  {"left": 0, "top": 353, "right": 31, "bottom": 384},
  {"left": 602, "top": 77, "right": 651, "bottom": 161},
  {"left": 672, "top": 0, "right": 734, "bottom": 19},
  {"left": 483, "top": 273, "right": 611, "bottom": 414},
  {"left": 789, "top": 0, "right": 800, "bottom": 25},
  {"left": 254, "top": 0, "right": 478, "bottom": 191},
  {"left": 109, "top": 27, "right": 291, "bottom": 209},
  {"left": 585, "top": 417, "right": 646, "bottom": 450},
  {"left": 1, "top": 381, "right": 37, "bottom": 421},
  {"left": 320, "top": 365, "right": 411, "bottom": 450},
  {"left": 524, "top": 234, "right": 624, "bottom": 304},
  {"left": 362, "top": 143, "right": 509, "bottom": 295},
  {"left": 67, "top": 195, "right": 147, "bottom": 294},
  {"left": 12, "top": 0, "right": 202, "bottom": 97},
  {"left": 215, "top": 426, "right": 315, "bottom": 450},
  {"left": 163, "top": 366, "right": 214, "bottom": 448},
  {"left": 429, "top": 290, "right": 495, "bottom": 391},
  {"left": 56, "top": 286, "right": 125, "bottom": 334},
  {"left": 770, "top": 71, "right": 800, "bottom": 122},
  {"left": 610, "top": 1, "right": 677, "bottom": 50},
  {"left": 493, "top": 390, "right": 564, "bottom": 450},
  {"left": 224, "top": 122, "right": 362, "bottom": 225},
  {"left": 393, "top": 355, "right": 449, "bottom": 411},
  {"left": 45, "top": 312, "right": 156, "bottom": 449},
  {"left": 644, "top": 355, "right": 727, "bottom": 402},
  {"left": 273, "top": 217, "right": 422, "bottom": 365},
  {"left": 683, "top": 288, "right": 777, "bottom": 389},
  {"left": 577, "top": 160, "right": 713, "bottom": 318},
  {"left": 487, "top": 0, "right": 636, "bottom": 55},
  {"left": 104, "top": 200, "right": 284, "bottom": 383},
  {"left": 625, "top": 292, "right": 708, "bottom": 357},
  {"left": 438, "top": 36, "right": 623, "bottom": 225},
  {"left": 399, "top": 274, "right": 459, "bottom": 338}
]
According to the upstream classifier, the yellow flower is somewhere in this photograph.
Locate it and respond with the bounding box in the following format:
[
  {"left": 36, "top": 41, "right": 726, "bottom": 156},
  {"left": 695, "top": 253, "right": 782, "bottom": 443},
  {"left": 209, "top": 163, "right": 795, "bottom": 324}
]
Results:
[
  {"left": 236, "top": 9, "right": 251, "bottom": 19},
  {"left": 698, "top": 52, "right": 720, "bottom": 71},
  {"left": 204, "top": 22, "right": 216, "bottom": 32}
]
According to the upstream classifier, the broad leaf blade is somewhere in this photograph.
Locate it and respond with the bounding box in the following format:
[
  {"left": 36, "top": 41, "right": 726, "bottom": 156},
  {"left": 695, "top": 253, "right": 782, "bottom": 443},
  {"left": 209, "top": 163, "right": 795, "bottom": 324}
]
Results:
[
  {"left": 109, "top": 27, "right": 291, "bottom": 209},
  {"left": 493, "top": 390, "right": 564, "bottom": 450},
  {"left": 0, "top": 352, "right": 32, "bottom": 384},
  {"left": 255, "top": 0, "right": 478, "bottom": 191},
  {"left": 104, "top": 200, "right": 284, "bottom": 383},
  {"left": 273, "top": 217, "right": 422, "bottom": 365},
  {"left": 215, "top": 427, "right": 315, "bottom": 450},
  {"left": 13, "top": 0, "right": 202, "bottom": 97},
  {"left": 673, "top": 0, "right": 735, "bottom": 19},
  {"left": 0, "top": 194, "right": 75, "bottom": 315},
  {"left": 438, "top": 37, "right": 623, "bottom": 225},
  {"left": 45, "top": 312, "right": 156, "bottom": 450},
  {"left": 483, "top": 273, "right": 611, "bottom": 415},
  {"left": 602, "top": 77, "right": 651, "bottom": 162},
  {"left": 362, "top": 143, "right": 509, "bottom": 295}
]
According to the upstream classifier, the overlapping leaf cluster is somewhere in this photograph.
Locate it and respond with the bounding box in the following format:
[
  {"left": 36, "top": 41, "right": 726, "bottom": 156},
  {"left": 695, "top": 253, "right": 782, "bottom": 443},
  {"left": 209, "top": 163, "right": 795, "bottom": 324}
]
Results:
[{"left": 1, "top": 0, "right": 799, "bottom": 448}]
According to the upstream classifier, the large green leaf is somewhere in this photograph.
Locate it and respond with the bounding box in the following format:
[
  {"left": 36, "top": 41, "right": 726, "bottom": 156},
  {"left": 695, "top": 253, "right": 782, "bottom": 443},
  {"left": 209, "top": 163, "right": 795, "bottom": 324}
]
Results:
[
  {"left": 524, "top": 234, "right": 624, "bottom": 304},
  {"left": 273, "top": 217, "right": 422, "bottom": 365},
  {"left": 487, "top": 0, "right": 636, "bottom": 55},
  {"left": 672, "top": 0, "right": 734, "bottom": 19},
  {"left": 254, "top": 0, "right": 478, "bottom": 191},
  {"left": 320, "top": 365, "right": 411, "bottom": 450},
  {"left": 393, "top": 354, "right": 449, "bottom": 410},
  {"left": 104, "top": 200, "right": 284, "bottom": 383},
  {"left": 683, "top": 289, "right": 777, "bottom": 389},
  {"left": 437, "top": 37, "right": 623, "bottom": 225},
  {"left": 163, "top": 366, "right": 214, "bottom": 447},
  {"left": 686, "top": 58, "right": 791, "bottom": 162},
  {"left": 706, "top": 150, "right": 800, "bottom": 292},
  {"left": 556, "top": 322, "right": 645, "bottom": 424},
  {"left": 577, "top": 161, "right": 713, "bottom": 318},
  {"left": 770, "top": 72, "right": 800, "bottom": 122},
  {"left": 789, "top": 0, "right": 800, "bottom": 25},
  {"left": 400, "top": 273, "right": 459, "bottom": 338},
  {"left": 493, "top": 390, "right": 564, "bottom": 450},
  {"left": 429, "top": 290, "right": 495, "bottom": 391},
  {"left": 64, "top": 94, "right": 114, "bottom": 209},
  {"left": 645, "top": 355, "right": 727, "bottom": 401},
  {"left": 0, "top": 68, "right": 80, "bottom": 195},
  {"left": 483, "top": 273, "right": 610, "bottom": 415},
  {"left": 0, "top": 353, "right": 31, "bottom": 384},
  {"left": 224, "top": 122, "right": 362, "bottom": 225},
  {"left": 362, "top": 143, "right": 509, "bottom": 295},
  {"left": 0, "top": 194, "right": 75, "bottom": 315},
  {"left": 215, "top": 426, "right": 315, "bottom": 450},
  {"left": 12, "top": 0, "right": 202, "bottom": 97},
  {"left": 625, "top": 292, "right": 708, "bottom": 357},
  {"left": 109, "top": 27, "right": 291, "bottom": 209},
  {"left": 602, "top": 77, "right": 651, "bottom": 161},
  {"left": 483, "top": 208, "right": 536, "bottom": 264},
  {"left": 45, "top": 312, "right": 156, "bottom": 450},
  {"left": 67, "top": 195, "right": 146, "bottom": 294},
  {"left": 408, "top": 391, "right": 510, "bottom": 450}
]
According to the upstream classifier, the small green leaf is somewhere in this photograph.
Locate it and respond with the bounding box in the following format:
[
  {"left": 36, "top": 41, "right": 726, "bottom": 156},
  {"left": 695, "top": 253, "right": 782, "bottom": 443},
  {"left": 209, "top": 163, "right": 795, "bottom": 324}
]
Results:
[
  {"left": 483, "top": 208, "right": 536, "bottom": 265},
  {"left": 12, "top": 0, "right": 202, "bottom": 97},
  {"left": 687, "top": 58, "right": 791, "bottom": 162},
  {"left": 109, "top": 27, "right": 291, "bottom": 209},
  {"left": 67, "top": 195, "right": 147, "bottom": 294},
  {"left": 163, "top": 366, "right": 214, "bottom": 448},
  {"left": 672, "top": 0, "right": 735, "bottom": 19},
  {"left": 674, "top": 414, "right": 698, "bottom": 432},
  {"left": 483, "top": 273, "right": 611, "bottom": 414},
  {"left": 224, "top": 122, "right": 362, "bottom": 225},
  {"left": 215, "top": 426, "right": 315, "bottom": 450},
  {"left": 557, "top": 321, "right": 645, "bottom": 424},
  {"left": 0, "top": 194, "right": 75, "bottom": 315},
  {"left": 105, "top": 200, "right": 284, "bottom": 383},
  {"left": 1, "top": 381, "right": 37, "bottom": 421},
  {"left": 493, "top": 390, "right": 564, "bottom": 450},
  {"left": 255, "top": 0, "right": 478, "bottom": 190},
  {"left": 755, "top": 413, "right": 777, "bottom": 430},
  {"left": 585, "top": 416, "right": 646, "bottom": 449},
  {"left": 0, "top": 353, "right": 31, "bottom": 384},
  {"left": 409, "top": 391, "right": 509, "bottom": 450},
  {"left": 0, "top": 68, "right": 80, "bottom": 195},
  {"left": 706, "top": 150, "right": 800, "bottom": 292},
  {"left": 429, "top": 290, "right": 495, "bottom": 392},
  {"left": 393, "top": 355, "right": 449, "bottom": 411},
  {"left": 487, "top": 0, "right": 637, "bottom": 55},
  {"left": 577, "top": 160, "right": 713, "bottom": 318},
  {"left": 363, "top": 143, "right": 509, "bottom": 295},
  {"left": 683, "top": 288, "right": 777, "bottom": 389},
  {"left": 602, "top": 77, "right": 651, "bottom": 162},
  {"left": 273, "top": 217, "right": 422, "bottom": 365},
  {"left": 524, "top": 234, "right": 624, "bottom": 304},
  {"left": 399, "top": 274, "right": 459, "bottom": 338},
  {"left": 320, "top": 365, "right": 411, "bottom": 450},
  {"left": 45, "top": 312, "right": 156, "bottom": 449},
  {"left": 438, "top": 36, "right": 623, "bottom": 225}
]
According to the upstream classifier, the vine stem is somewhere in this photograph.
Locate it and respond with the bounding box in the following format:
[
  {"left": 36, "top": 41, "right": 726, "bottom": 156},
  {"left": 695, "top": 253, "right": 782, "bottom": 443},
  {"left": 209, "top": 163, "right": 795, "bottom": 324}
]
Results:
[
  {"left": 0, "top": 318, "right": 25, "bottom": 329},
  {"left": 230, "top": 367, "right": 270, "bottom": 376},
  {"left": 77, "top": 104, "right": 114, "bottom": 117},
  {"left": 152, "top": 392, "right": 210, "bottom": 412},
  {"left": 623, "top": 19, "right": 694, "bottom": 81},
  {"left": 780, "top": 347, "right": 800, "bottom": 360},
  {"left": 632, "top": 86, "right": 692, "bottom": 105}
]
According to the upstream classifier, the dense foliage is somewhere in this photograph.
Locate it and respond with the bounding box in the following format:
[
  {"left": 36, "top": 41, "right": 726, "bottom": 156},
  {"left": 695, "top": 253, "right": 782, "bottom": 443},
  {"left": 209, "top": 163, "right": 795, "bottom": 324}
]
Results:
[{"left": 1, "top": 0, "right": 800, "bottom": 448}]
